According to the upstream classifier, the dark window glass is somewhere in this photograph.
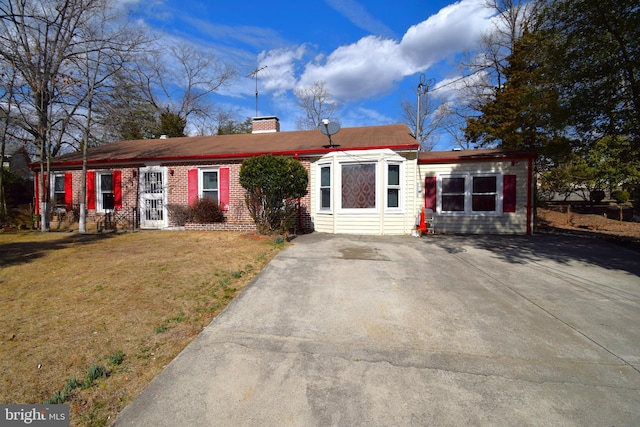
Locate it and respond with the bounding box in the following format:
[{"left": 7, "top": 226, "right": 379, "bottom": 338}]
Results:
[
  {"left": 442, "top": 177, "right": 465, "bottom": 193},
  {"left": 473, "top": 176, "right": 496, "bottom": 193},
  {"left": 442, "top": 195, "right": 465, "bottom": 211}
]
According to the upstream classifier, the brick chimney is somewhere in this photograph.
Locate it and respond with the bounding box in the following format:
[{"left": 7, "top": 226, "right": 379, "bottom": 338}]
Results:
[{"left": 252, "top": 116, "right": 280, "bottom": 133}]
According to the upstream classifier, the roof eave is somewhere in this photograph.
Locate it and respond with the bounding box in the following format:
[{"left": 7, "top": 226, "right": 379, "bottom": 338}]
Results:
[{"left": 35, "top": 143, "right": 421, "bottom": 171}]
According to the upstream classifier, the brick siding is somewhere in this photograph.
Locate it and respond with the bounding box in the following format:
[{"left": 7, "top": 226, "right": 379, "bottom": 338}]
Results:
[{"left": 54, "top": 158, "right": 314, "bottom": 233}]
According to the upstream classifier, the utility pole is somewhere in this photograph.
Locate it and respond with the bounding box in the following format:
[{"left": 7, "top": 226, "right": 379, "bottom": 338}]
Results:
[
  {"left": 247, "top": 65, "right": 267, "bottom": 117},
  {"left": 416, "top": 73, "right": 434, "bottom": 149}
]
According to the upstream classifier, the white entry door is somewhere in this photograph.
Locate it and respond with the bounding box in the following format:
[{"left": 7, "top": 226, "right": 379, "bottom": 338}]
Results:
[{"left": 139, "top": 166, "right": 168, "bottom": 229}]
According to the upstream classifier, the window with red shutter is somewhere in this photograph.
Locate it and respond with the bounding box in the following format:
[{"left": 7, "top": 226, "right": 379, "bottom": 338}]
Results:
[
  {"left": 188, "top": 169, "right": 198, "bottom": 205},
  {"left": 87, "top": 172, "right": 96, "bottom": 210},
  {"left": 113, "top": 170, "right": 122, "bottom": 209}
]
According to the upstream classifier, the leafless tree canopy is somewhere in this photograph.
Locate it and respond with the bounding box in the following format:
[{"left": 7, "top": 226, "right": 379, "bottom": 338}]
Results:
[
  {"left": 294, "top": 81, "right": 340, "bottom": 130},
  {"left": 136, "top": 43, "right": 237, "bottom": 129}
]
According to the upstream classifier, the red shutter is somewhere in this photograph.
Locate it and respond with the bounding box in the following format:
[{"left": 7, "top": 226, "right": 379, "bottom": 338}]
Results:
[
  {"left": 87, "top": 171, "right": 96, "bottom": 210},
  {"left": 187, "top": 169, "right": 198, "bottom": 205},
  {"left": 113, "top": 170, "right": 122, "bottom": 209},
  {"left": 34, "top": 173, "right": 40, "bottom": 214},
  {"left": 424, "top": 176, "right": 437, "bottom": 210},
  {"left": 219, "top": 167, "right": 230, "bottom": 211},
  {"left": 64, "top": 173, "right": 73, "bottom": 211},
  {"left": 504, "top": 174, "right": 517, "bottom": 213}
]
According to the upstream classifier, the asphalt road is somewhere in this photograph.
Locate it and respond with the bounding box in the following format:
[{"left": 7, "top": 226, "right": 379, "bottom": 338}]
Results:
[{"left": 113, "top": 232, "right": 640, "bottom": 427}]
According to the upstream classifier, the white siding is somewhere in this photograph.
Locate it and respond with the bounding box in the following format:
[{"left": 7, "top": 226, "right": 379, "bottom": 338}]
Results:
[{"left": 419, "top": 158, "right": 531, "bottom": 235}]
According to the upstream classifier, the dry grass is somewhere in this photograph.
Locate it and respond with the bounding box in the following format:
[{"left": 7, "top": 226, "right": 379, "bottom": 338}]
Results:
[
  {"left": 537, "top": 207, "right": 640, "bottom": 242},
  {"left": 0, "top": 230, "right": 285, "bottom": 426}
]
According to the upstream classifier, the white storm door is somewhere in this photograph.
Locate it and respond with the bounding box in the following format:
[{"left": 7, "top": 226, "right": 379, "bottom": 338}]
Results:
[{"left": 139, "top": 166, "right": 168, "bottom": 229}]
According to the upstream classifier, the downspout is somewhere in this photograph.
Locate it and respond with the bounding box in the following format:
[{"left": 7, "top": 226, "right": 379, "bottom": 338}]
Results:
[{"left": 294, "top": 153, "right": 308, "bottom": 234}]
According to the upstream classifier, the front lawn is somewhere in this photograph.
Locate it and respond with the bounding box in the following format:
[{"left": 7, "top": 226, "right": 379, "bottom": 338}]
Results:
[{"left": 0, "top": 230, "right": 284, "bottom": 426}]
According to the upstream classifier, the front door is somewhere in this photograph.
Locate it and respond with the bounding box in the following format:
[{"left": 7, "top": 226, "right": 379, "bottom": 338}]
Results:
[{"left": 139, "top": 166, "right": 167, "bottom": 229}]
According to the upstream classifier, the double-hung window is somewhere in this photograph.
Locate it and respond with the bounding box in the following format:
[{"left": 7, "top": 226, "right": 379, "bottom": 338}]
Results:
[
  {"left": 438, "top": 173, "right": 501, "bottom": 215},
  {"left": 97, "top": 172, "right": 114, "bottom": 211},
  {"left": 53, "top": 175, "right": 66, "bottom": 209},
  {"left": 319, "top": 164, "right": 332, "bottom": 211},
  {"left": 386, "top": 162, "right": 401, "bottom": 210},
  {"left": 199, "top": 169, "right": 219, "bottom": 203},
  {"left": 472, "top": 176, "right": 497, "bottom": 211},
  {"left": 441, "top": 177, "right": 465, "bottom": 212}
]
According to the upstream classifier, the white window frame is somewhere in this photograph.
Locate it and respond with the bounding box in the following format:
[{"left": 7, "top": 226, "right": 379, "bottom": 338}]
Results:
[
  {"left": 385, "top": 161, "right": 404, "bottom": 212},
  {"left": 198, "top": 168, "right": 220, "bottom": 204},
  {"left": 337, "top": 161, "right": 379, "bottom": 214},
  {"left": 96, "top": 171, "right": 114, "bottom": 213},
  {"left": 51, "top": 174, "right": 66, "bottom": 212},
  {"left": 437, "top": 172, "right": 503, "bottom": 216},
  {"left": 317, "top": 162, "right": 332, "bottom": 213}
]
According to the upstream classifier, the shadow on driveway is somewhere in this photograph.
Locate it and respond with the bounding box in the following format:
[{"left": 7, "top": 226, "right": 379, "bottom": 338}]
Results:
[{"left": 419, "top": 232, "right": 640, "bottom": 278}]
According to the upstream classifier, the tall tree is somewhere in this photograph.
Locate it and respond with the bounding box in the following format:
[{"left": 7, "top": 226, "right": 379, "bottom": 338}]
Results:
[
  {"left": 543, "top": 0, "right": 640, "bottom": 149},
  {"left": 294, "top": 81, "right": 340, "bottom": 130},
  {"left": 73, "top": 3, "right": 147, "bottom": 233},
  {"left": 0, "top": 64, "right": 18, "bottom": 221},
  {"left": 0, "top": 0, "right": 109, "bottom": 230},
  {"left": 465, "top": 28, "right": 571, "bottom": 162},
  {"left": 136, "top": 43, "right": 237, "bottom": 136},
  {"left": 442, "top": 0, "right": 544, "bottom": 146}
]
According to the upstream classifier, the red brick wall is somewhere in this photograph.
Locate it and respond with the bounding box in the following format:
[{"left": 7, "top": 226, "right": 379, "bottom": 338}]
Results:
[{"left": 52, "top": 158, "right": 314, "bottom": 232}]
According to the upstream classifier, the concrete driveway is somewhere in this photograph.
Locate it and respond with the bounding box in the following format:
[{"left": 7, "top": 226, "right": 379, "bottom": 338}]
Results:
[{"left": 113, "top": 232, "right": 640, "bottom": 427}]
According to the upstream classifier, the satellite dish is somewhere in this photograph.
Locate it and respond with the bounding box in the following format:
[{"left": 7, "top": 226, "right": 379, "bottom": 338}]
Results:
[{"left": 318, "top": 119, "right": 340, "bottom": 147}]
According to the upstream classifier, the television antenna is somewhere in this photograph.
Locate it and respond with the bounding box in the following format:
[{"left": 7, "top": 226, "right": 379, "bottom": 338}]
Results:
[
  {"left": 247, "top": 65, "right": 267, "bottom": 117},
  {"left": 318, "top": 119, "right": 340, "bottom": 148}
]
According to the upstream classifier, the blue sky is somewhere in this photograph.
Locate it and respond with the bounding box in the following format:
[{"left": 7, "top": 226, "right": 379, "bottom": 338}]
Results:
[{"left": 127, "top": 0, "right": 498, "bottom": 149}]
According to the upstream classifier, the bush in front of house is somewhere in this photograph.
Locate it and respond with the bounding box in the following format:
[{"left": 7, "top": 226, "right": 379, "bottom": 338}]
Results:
[
  {"left": 167, "top": 204, "right": 191, "bottom": 226},
  {"left": 189, "top": 198, "right": 225, "bottom": 223},
  {"left": 239, "top": 154, "right": 308, "bottom": 235},
  {"left": 611, "top": 190, "right": 630, "bottom": 204}
]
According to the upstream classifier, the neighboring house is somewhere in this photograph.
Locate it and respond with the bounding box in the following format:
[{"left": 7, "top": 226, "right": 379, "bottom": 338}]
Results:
[
  {"left": 3, "top": 145, "right": 31, "bottom": 179},
  {"left": 32, "top": 117, "right": 535, "bottom": 235}
]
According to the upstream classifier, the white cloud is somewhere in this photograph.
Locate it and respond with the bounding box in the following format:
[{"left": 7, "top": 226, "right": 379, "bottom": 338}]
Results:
[
  {"left": 298, "top": 36, "right": 406, "bottom": 100},
  {"left": 323, "top": 0, "right": 397, "bottom": 39},
  {"left": 295, "top": 0, "right": 495, "bottom": 102},
  {"left": 257, "top": 46, "right": 307, "bottom": 95},
  {"left": 400, "top": 0, "right": 494, "bottom": 72}
]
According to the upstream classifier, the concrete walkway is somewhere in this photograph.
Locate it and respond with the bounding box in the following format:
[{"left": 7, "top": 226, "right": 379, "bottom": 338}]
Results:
[{"left": 113, "top": 232, "right": 640, "bottom": 426}]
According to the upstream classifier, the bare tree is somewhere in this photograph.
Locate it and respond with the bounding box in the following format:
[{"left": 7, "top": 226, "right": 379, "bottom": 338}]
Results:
[
  {"left": 73, "top": 2, "right": 148, "bottom": 233},
  {"left": 0, "top": 64, "right": 19, "bottom": 221},
  {"left": 0, "top": 0, "right": 154, "bottom": 230},
  {"left": 136, "top": 43, "right": 237, "bottom": 135},
  {"left": 294, "top": 81, "right": 340, "bottom": 130},
  {"left": 400, "top": 77, "right": 446, "bottom": 151},
  {"left": 0, "top": 0, "right": 110, "bottom": 230}
]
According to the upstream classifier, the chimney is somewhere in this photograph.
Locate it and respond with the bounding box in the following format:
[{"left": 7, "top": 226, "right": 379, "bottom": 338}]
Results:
[{"left": 252, "top": 116, "right": 280, "bottom": 134}]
